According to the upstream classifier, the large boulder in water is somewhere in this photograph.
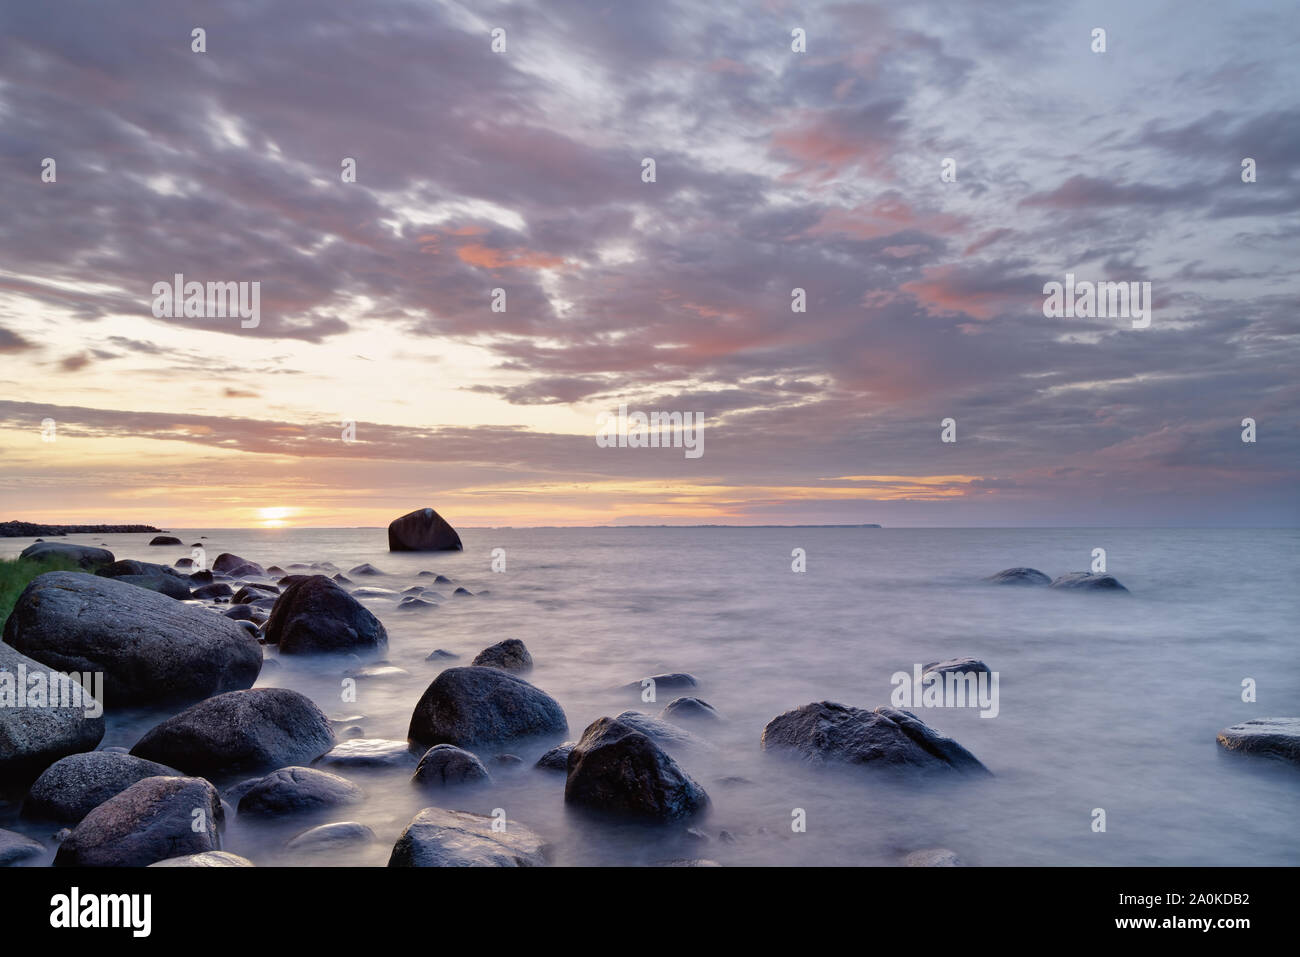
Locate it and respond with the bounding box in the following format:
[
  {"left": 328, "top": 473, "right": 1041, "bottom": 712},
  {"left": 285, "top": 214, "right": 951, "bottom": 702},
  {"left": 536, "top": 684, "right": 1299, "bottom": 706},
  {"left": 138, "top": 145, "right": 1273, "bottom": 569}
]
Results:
[
  {"left": 471, "top": 638, "right": 533, "bottom": 672},
  {"left": 408, "top": 666, "right": 566, "bottom": 749},
  {"left": 411, "top": 744, "right": 491, "bottom": 788},
  {"left": 96, "top": 559, "right": 182, "bottom": 579},
  {"left": 113, "top": 574, "right": 192, "bottom": 599},
  {"left": 761, "top": 703, "right": 989, "bottom": 774},
  {"left": 983, "top": 567, "right": 1050, "bottom": 586},
  {"left": 149, "top": 535, "right": 182, "bottom": 546},
  {"left": 212, "top": 553, "right": 264, "bottom": 576},
  {"left": 263, "top": 575, "right": 388, "bottom": 655},
  {"left": 25, "top": 751, "right": 180, "bottom": 824},
  {"left": 1048, "top": 572, "right": 1128, "bottom": 592},
  {"left": 53, "top": 776, "right": 222, "bottom": 867},
  {"left": 564, "top": 717, "right": 708, "bottom": 821},
  {"left": 2, "top": 571, "right": 262, "bottom": 706},
  {"left": 131, "top": 688, "right": 335, "bottom": 779},
  {"left": 388, "top": 507, "right": 463, "bottom": 552},
  {"left": 1216, "top": 717, "right": 1300, "bottom": 766},
  {"left": 388, "top": 808, "right": 547, "bottom": 866},
  {"left": 0, "top": 643, "right": 105, "bottom": 780},
  {"left": 19, "top": 542, "right": 113, "bottom": 569}
]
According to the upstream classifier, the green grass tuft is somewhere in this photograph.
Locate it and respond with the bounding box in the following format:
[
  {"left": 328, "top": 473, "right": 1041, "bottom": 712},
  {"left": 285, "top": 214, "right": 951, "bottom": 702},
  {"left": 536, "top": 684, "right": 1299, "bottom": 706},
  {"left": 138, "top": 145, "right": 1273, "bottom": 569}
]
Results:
[{"left": 0, "top": 555, "right": 83, "bottom": 630}]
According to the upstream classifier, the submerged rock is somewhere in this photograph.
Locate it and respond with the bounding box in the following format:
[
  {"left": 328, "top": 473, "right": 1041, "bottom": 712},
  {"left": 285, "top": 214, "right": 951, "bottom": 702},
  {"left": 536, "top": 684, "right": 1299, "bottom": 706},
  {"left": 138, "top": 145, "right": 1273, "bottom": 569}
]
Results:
[
  {"left": 213, "top": 553, "right": 264, "bottom": 576},
  {"left": 1048, "top": 572, "right": 1128, "bottom": 592},
  {"left": 471, "top": 638, "right": 533, "bottom": 672},
  {"left": 131, "top": 688, "right": 335, "bottom": 779},
  {"left": 236, "top": 766, "right": 363, "bottom": 816},
  {"left": 388, "top": 507, "right": 463, "bottom": 552},
  {"left": 535, "top": 743, "right": 575, "bottom": 771},
  {"left": 25, "top": 751, "right": 180, "bottom": 824},
  {"left": 564, "top": 717, "right": 708, "bottom": 821},
  {"left": 348, "top": 563, "right": 385, "bottom": 576},
  {"left": 315, "top": 738, "right": 418, "bottom": 770},
  {"left": 661, "top": 697, "right": 722, "bottom": 723},
  {"left": 150, "top": 851, "right": 253, "bottom": 867},
  {"left": 54, "top": 776, "right": 222, "bottom": 867},
  {"left": 922, "top": 657, "right": 991, "bottom": 677},
  {"left": 397, "top": 596, "right": 437, "bottom": 611},
  {"left": 408, "top": 666, "right": 567, "bottom": 749},
  {"left": 1216, "top": 718, "right": 1300, "bottom": 765},
  {"left": 263, "top": 575, "right": 388, "bottom": 655},
  {"left": 983, "top": 567, "right": 1050, "bottom": 586},
  {"left": 614, "top": 710, "right": 707, "bottom": 749},
  {"left": 904, "top": 848, "right": 963, "bottom": 867},
  {"left": 232, "top": 583, "right": 279, "bottom": 604},
  {"left": 0, "top": 643, "right": 105, "bottom": 780},
  {"left": 411, "top": 744, "right": 491, "bottom": 788},
  {"left": 388, "top": 808, "right": 546, "bottom": 866},
  {"left": 286, "top": 822, "right": 375, "bottom": 852},
  {"left": 761, "top": 703, "right": 989, "bottom": 775},
  {"left": 0, "top": 829, "right": 45, "bottom": 866},
  {"left": 623, "top": 673, "right": 699, "bottom": 695},
  {"left": 149, "top": 535, "right": 182, "bottom": 546}
]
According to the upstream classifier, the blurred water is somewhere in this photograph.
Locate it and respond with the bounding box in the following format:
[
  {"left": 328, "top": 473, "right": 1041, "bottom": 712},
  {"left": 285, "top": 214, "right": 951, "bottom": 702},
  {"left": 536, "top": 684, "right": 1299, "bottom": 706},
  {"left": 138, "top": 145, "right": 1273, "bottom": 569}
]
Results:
[{"left": 3, "top": 526, "right": 1297, "bottom": 866}]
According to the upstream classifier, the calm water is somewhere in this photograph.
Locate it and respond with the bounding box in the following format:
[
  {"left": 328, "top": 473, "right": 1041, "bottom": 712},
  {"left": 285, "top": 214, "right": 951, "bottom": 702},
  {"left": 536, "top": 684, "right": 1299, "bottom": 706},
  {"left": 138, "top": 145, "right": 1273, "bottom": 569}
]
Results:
[{"left": 3, "top": 527, "right": 1298, "bottom": 866}]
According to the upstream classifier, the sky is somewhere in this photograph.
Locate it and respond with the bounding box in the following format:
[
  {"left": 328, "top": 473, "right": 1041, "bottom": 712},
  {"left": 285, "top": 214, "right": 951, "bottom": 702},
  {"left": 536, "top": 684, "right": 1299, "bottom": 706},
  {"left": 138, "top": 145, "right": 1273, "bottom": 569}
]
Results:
[{"left": 0, "top": 0, "right": 1297, "bottom": 528}]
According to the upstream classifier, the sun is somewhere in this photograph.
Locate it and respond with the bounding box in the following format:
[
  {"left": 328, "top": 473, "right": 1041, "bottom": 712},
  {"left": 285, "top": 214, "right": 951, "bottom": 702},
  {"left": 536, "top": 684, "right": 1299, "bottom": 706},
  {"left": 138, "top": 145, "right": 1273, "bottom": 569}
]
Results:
[{"left": 257, "top": 507, "right": 294, "bottom": 527}]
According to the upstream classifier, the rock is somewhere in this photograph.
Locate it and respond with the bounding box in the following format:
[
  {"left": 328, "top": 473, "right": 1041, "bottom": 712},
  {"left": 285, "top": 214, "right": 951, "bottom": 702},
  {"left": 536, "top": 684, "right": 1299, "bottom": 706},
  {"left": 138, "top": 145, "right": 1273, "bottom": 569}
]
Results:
[
  {"left": 397, "top": 597, "right": 437, "bottom": 611},
  {"left": 348, "top": 563, "right": 384, "bottom": 576},
  {"left": 53, "top": 776, "right": 221, "bottom": 867},
  {"left": 25, "top": 751, "right": 181, "bottom": 824},
  {"left": 19, "top": 542, "right": 114, "bottom": 568},
  {"left": 418, "top": 573, "right": 454, "bottom": 583},
  {"left": 493, "top": 754, "right": 523, "bottom": 767},
  {"left": 131, "top": 688, "right": 335, "bottom": 778},
  {"left": 408, "top": 666, "right": 567, "bottom": 749},
  {"left": 0, "top": 642, "right": 105, "bottom": 780},
  {"left": 565, "top": 717, "right": 708, "bottom": 821},
  {"left": 315, "top": 738, "right": 418, "bottom": 770},
  {"left": 149, "top": 536, "right": 182, "bottom": 546},
  {"left": 661, "top": 697, "right": 722, "bottom": 722},
  {"left": 654, "top": 858, "right": 721, "bottom": 867},
  {"left": 263, "top": 575, "right": 388, "bottom": 655},
  {"left": 453, "top": 587, "right": 474, "bottom": 597},
  {"left": 188, "top": 569, "right": 214, "bottom": 584},
  {"left": 3, "top": 571, "right": 262, "bottom": 706},
  {"left": 471, "top": 638, "right": 533, "bottom": 672},
  {"left": 286, "top": 822, "right": 375, "bottom": 852},
  {"left": 347, "top": 664, "right": 408, "bottom": 680},
  {"left": 266, "top": 566, "right": 286, "bottom": 577},
  {"left": 761, "top": 703, "right": 989, "bottom": 775},
  {"left": 213, "top": 553, "right": 264, "bottom": 576},
  {"left": 984, "top": 567, "right": 1050, "bottom": 585},
  {"left": 236, "top": 766, "right": 363, "bottom": 816},
  {"left": 233, "top": 583, "right": 279, "bottom": 603},
  {"left": 388, "top": 808, "right": 545, "bottom": 867},
  {"left": 402, "top": 586, "right": 425, "bottom": 596},
  {"left": 412, "top": 744, "right": 491, "bottom": 788},
  {"left": 623, "top": 673, "right": 699, "bottom": 694},
  {"left": 352, "top": 586, "right": 400, "bottom": 598},
  {"left": 1048, "top": 572, "right": 1129, "bottom": 592},
  {"left": 0, "top": 829, "right": 45, "bottom": 866},
  {"left": 331, "top": 574, "right": 352, "bottom": 585},
  {"left": 1216, "top": 717, "right": 1300, "bottom": 765},
  {"left": 922, "top": 657, "right": 991, "bottom": 677},
  {"left": 149, "top": 851, "right": 253, "bottom": 867},
  {"left": 193, "top": 582, "right": 235, "bottom": 600},
  {"left": 426, "top": 649, "right": 458, "bottom": 661},
  {"left": 535, "top": 743, "right": 574, "bottom": 771},
  {"left": 388, "top": 507, "right": 463, "bottom": 553},
  {"left": 235, "top": 620, "right": 261, "bottom": 638},
  {"left": 96, "top": 559, "right": 181, "bottom": 579},
  {"left": 614, "top": 710, "right": 706, "bottom": 749},
  {"left": 114, "top": 574, "right": 192, "bottom": 599},
  {"left": 904, "top": 848, "right": 963, "bottom": 867},
  {"left": 174, "top": 558, "right": 193, "bottom": 568},
  {"left": 222, "top": 604, "right": 261, "bottom": 621}
]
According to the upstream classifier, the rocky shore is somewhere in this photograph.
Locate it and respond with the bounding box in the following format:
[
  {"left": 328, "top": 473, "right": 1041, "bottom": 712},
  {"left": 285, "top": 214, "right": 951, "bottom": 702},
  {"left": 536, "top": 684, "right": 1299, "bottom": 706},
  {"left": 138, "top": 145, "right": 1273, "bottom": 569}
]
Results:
[{"left": 1, "top": 521, "right": 163, "bottom": 538}]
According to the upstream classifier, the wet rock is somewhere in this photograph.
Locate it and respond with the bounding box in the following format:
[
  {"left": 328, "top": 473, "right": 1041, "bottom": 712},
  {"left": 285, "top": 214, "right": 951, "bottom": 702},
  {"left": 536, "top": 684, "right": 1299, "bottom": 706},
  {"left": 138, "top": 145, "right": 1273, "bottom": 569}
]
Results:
[
  {"left": 493, "top": 754, "right": 523, "bottom": 768},
  {"left": 213, "top": 553, "right": 264, "bottom": 576},
  {"left": 653, "top": 858, "right": 721, "bottom": 867},
  {"left": 150, "top": 851, "right": 253, "bottom": 867},
  {"left": 315, "top": 738, "right": 418, "bottom": 770},
  {"left": 131, "top": 688, "right": 335, "bottom": 779},
  {"left": 564, "top": 717, "right": 708, "bottom": 821},
  {"left": 149, "top": 536, "right": 182, "bottom": 546},
  {"left": 25, "top": 751, "right": 180, "bottom": 824},
  {"left": 286, "top": 822, "right": 375, "bottom": 852},
  {"left": 412, "top": 744, "right": 491, "bottom": 788},
  {"left": 425, "top": 649, "right": 458, "bottom": 661},
  {"left": 0, "top": 828, "right": 44, "bottom": 866},
  {"left": 1048, "top": 572, "right": 1129, "bottom": 592},
  {"left": 660, "top": 697, "right": 722, "bottom": 723},
  {"left": 96, "top": 559, "right": 181, "bottom": 579},
  {"left": 0, "top": 643, "right": 105, "bottom": 780},
  {"left": 188, "top": 569, "right": 214, "bottom": 584},
  {"left": 19, "top": 542, "right": 114, "bottom": 569},
  {"left": 984, "top": 567, "right": 1050, "bottom": 586},
  {"left": 623, "top": 673, "right": 699, "bottom": 694},
  {"left": 236, "top": 766, "right": 363, "bottom": 816},
  {"left": 233, "top": 583, "right": 279, "bottom": 604},
  {"left": 388, "top": 507, "right": 463, "bottom": 552},
  {"left": 193, "top": 582, "right": 235, "bottom": 600},
  {"left": 398, "top": 596, "right": 437, "bottom": 611},
  {"left": 402, "top": 586, "right": 425, "bottom": 596},
  {"left": 3, "top": 571, "right": 260, "bottom": 707},
  {"left": 352, "top": 586, "right": 400, "bottom": 598},
  {"left": 347, "top": 664, "right": 408, "bottom": 680},
  {"left": 263, "top": 575, "right": 388, "bottom": 655},
  {"left": 904, "top": 848, "right": 963, "bottom": 867},
  {"left": 761, "top": 703, "right": 989, "bottom": 775},
  {"left": 922, "top": 657, "right": 991, "bottom": 677},
  {"left": 417, "top": 573, "right": 454, "bottom": 584},
  {"left": 1216, "top": 717, "right": 1300, "bottom": 765},
  {"left": 388, "top": 808, "right": 546, "bottom": 867},
  {"left": 348, "top": 563, "right": 384, "bottom": 576},
  {"left": 331, "top": 574, "right": 352, "bottom": 585},
  {"left": 266, "top": 566, "right": 287, "bottom": 577},
  {"left": 453, "top": 587, "right": 473, "bottom": 597},
  {"left": 222, "top": 604, "right": 261, "bottom": 621},
  {"left": 535, "top": 743, "right": 574, "bottom": 771},
  {"left": 614, "top": 710, "right": 706, "bottom": 749},
  {"left": 408, "top": 666, "right": 567, "bottom": 749},
  {"left": 471, "top": 638, "right": 533, "bottom": 673},
  {"left": 114, "top": 574, "right": 192, "bottom": 599},
  {"left": 53, "top": 776, "right": 222, "bottom": 867}
]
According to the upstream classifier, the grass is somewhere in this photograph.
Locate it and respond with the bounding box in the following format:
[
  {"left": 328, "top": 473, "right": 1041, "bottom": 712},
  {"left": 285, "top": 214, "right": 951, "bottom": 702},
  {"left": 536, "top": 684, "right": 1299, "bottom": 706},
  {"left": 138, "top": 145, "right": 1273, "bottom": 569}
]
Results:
[{"left": 0, "top": 555, "right": 84, "bottom": 630}]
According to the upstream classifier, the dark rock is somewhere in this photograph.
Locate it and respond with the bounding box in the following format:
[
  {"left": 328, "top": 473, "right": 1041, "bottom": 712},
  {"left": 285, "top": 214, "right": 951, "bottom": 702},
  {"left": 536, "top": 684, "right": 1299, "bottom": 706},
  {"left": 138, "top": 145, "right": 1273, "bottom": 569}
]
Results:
[
  {"left": 348, "top": 563, "right": 384, "bottom": 576},
  {"left": 408, "top": 666, "right": 567, "bottom": 749},
  {"left": 425, "top": 649, "right": 458, "bottom": 661},
  {"left": 1216, "top": 717, "right": 1300, "bottom": 765},
  {"left": 114, "top": 574, "right": 192, "bottom": 599},
  {"left": 761, "top": 703, "right": 989, "bottom": 775},
  {"left": 388, "top": 507, "right": 463, "bottom": 553},
  {"left": 131, "top": 688, "right": 335, "bottom": 779},
  {"left": 0, "top": 828, "right": 45, "bottom": 866},
  {"left": 984, "top": 567, "right": 1051, "bottom": 585},
  {"left": 213, "top": 553, "right": 264, "bottom": 576},
  {"left": 233, "top": 583, "right": 279, "bottom": 604},
  {"left": 623, "top": 673, "right": 699, "bottom": 695},
  {"left": 922, "top": 657, "right": 991, "bottom": 677},
  {"left": 401, "top": 586, "right": 425, "bottom": 596},
  {"left": 388, "top": 808, "right": 545, "bottom": 867},
  {"left": 0, "top": 643, "right": 105, "bottom": 780},
  {"left": 188, "top": 569, "right": 214, "bottom": 584},
  {"left": 564, "top": 717, "right": 708, "bottom": 821},
  {"left": 150, "top": 851, "right": 253, "bottom": 867},
  {"left": 222, "top": 604, "right": 260, "bottom": 621},
  {"left": 493, "top": 754, "right": 523, "bottom": 767},
  {"left": 904, "top": 848, "right": 963, "bottom": 866},
  {"left": 263, "top": 575, "right": 388, "bottom": 655},
  {"left": 174, "top": 558, "right": 193, "bottom": 568},
  {"left": 266, "top": 566, "right": 286, "bottom": 577},
  {"left": 653, "top": 858, "right": 721, "bottom": 867},
  {"left": 96, "top": 559, "right": 181, "bottom": 579},
  {"left": 471, "top": 638, "right": 532, "bottom": 672},
  {"left": 3, "top": 571, "right": 261, "bottom": 707},
  {"left": 352, "top": 586, "right": 400, "bottom": 598},
  {"left": 53, "top": 776, "right": 222, "bottom": 867},
  {"left": 412, "top": 744, "right": 491, "bottom": 788},
  {"left": 19, "top": 542, "right": 114, "bottom": 569},
  {"left": 149, "top": 536, "right": 182, "bottom": 546},
  {"left": 534, "top": 743, "right": 574, "bottom": 771},
  {"left": 25, "top": 751, "right": 180, "bottom": 824},
  {"left": 1049, "top": 572, "right": 1129, "bottom": 592},
  {"left": 315, "top": 738, "right": 419, "bottom": 770},
  {"left": 397, "top": 596, "right": 437, "bottom": 611},
  {"left": 453, "top": 586, "right": 474, "bottom": 596},
  {"left": 286, "top": 822, "right": 375, "bottom": 852},
  {"left": 614, "top": 710, "right": 706, "bottom": 749},
  {"left": 661, "top": 697, "right": 722, "bottom": 722},
  {"left": 193, "top": 582, "right": 235, "bottom": 600},
  {"left": 234, "top": 620, "right": 261, "bottom": 638},
  {"left": 236, "top": 766, "right": 363, "bottom": 816},
  {"left": 331, "top": 574, "right": 352, "bottom": 585}
]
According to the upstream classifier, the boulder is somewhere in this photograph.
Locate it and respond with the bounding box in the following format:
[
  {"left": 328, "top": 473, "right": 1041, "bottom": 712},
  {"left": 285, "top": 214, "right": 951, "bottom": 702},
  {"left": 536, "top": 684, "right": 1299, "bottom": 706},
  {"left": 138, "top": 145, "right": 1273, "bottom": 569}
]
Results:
[
  {"left": 623, "top": 673, "right": 699, "bottom": 695},
  {"left": 535, "top": 743, "right": 574, "bottom": 771},
  {"left": 388, "top": 507, "right": 463, "bottom": 552},
  {"left": 96, "top": 559, "right": 181, "bottom": 579},
  {"left": 397, "top": 597, "right": 437, "bottom": 611},
  {"left": 263, "top": 575, "right": 388, "bottom": 655},
  {"left": 131, "top": 688, "right": 335, "bottom": 779},
  {"left": 213, "top": 553, "right": 264, "bottom": 576},
  {"left": 0, "top": 828, "right": 45, "bottom": 866},
  {"left": 3, "top": 571, "right": 262, "bottom": 706},
  {"left": 1216, "top": 717, "right": 1300, "bottom": 765},
  {"left": 53, "top": 776, "right": 222, "bottom": 867},
  {"left": 761, "top": 703, "right": 989, "bottom": 775},
  {"left": 983, "top": 567, "right": 1050, "bottom": 585},
  {"left": 388, "top": 808, "right": 546, "bottom": 866},
  {"left": 453, "top": 586, "right": 474, "bottom": 596},
  {"left": 286, "top": 822, "right": 375, "bottom": 852},
  {"left": 565, "top": 717, "right": 708, "bottom": 821},
  {"left": 411, "top": 744, "right": 491, "bottom": 788},
  {"left": 114, "top": 574, "right": 192, "bottom": 599},
  {"left": 236, "top": 766, "right": 363, "bottom": 816},
  {"left": 19, "top": 542, "right": 113, "bottom": 568},
  {"left": 314, "top": 738, "right": 419, "bottom": 770},
  {"left": 232, "top": 583, "right": 279, "bottom": 604},
  {"left": 25, "top": 751, "right": 181, "bottom": 824},
  {"left": 614, "top": 710, "right": 706, "bottom": 749},
  {"left": 149, "top": 536, "right": 182, "bottom": 546},
  {"left": 426, "top": 649, "right": 458, "bottom": 661},
  {"left": 471, "top": 638, "right": 533, "bottom": 672},
  {"left": 192, "top": 582, "right": 235, "bottom": 599},
  {"left": 408, "top": 666, "right": 567, "bottom": 749},
  {"left": 922, "top": 657, "right": 991, "bottom": 677},
  {"left": 348, "top": 563, "right": 384, "bottom": 576},
  {"left": 222, "top": 604, "right": 261, "bottom": 622},
  {"left": 1049, "top": 572, "right": 1128, "bottom": 592},
  {"left": 660, "top": 697, "right": 721, "bottom": 723},
  {"left": 352, "top": 586, "right": 400, "bottom": 598},
  {"left": 0, "top": 642, "right": 105, "bottom": 780},
  {"left": 150, "top": 851, "right": 253, "bottom": 867}
]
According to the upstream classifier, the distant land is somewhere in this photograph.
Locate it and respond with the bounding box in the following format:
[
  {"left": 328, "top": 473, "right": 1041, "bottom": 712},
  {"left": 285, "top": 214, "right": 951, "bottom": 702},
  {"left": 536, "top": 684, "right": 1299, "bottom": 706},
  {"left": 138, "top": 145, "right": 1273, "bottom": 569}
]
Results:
[{"left": 0, "top": 521, "right": 163, "bottom": 537}]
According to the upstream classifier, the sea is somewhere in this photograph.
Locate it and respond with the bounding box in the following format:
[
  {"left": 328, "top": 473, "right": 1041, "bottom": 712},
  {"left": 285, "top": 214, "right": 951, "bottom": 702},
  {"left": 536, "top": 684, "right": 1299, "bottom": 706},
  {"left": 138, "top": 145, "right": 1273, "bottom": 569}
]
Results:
[{"left": 2, "top": 526, "right": 1297, "bottom": 866}]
